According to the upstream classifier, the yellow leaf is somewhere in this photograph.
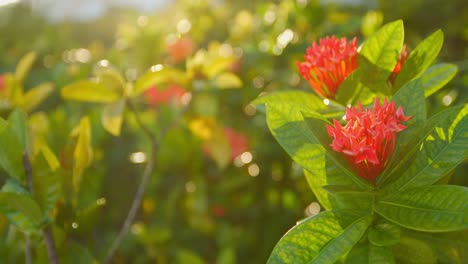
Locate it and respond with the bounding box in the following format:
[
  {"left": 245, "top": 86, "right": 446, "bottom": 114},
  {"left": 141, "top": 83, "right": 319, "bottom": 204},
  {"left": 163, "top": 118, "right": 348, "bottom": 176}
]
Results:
[
  {"left": 101, "top": 99, "right": 125, "bottom": 136},
  {"left": 213, "top": 72, "right": 242, "bottom": 89},
  {"left": 61, "top": 80, "right": 120, "bottom": 103},
  {"left": 40, "top": 140, "right": 60, "bottom": 171},
  {"left": 73, "top": 117, "right": 93, "bottom": 192},
  {"left": 205, "top": 127, "right": 230, "bottom": 169},
  {"left": 22, "top": 82, "right": 54, "bottom": 112},
  {"left": 133, "top": 67, "right": 188, "bottom": 96},
  {"left": 188, "top": 117, "right": 216, "bottom": 140},
  {"left": 15, "top": 52, "right": 37, "bottom": 84}
]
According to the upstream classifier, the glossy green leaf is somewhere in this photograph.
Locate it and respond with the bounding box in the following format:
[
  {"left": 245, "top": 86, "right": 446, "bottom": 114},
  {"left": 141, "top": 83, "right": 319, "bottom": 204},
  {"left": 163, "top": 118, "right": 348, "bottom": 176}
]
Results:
[
  {"left": 22, "top": 82, "right": 54, "bottom": 112},
  {"left": 394, "top": 30, "right": 444, "bottom": 89},
  {"left": 375, "top": 185, "right": 468, "bottom": 232},
  {"left": 14, "top": 51, "right": 36, "bottom": 84},
  {"left": 101, "top": 99, "right": 126, "bottom": 136},
  {"left": 359, "top": 20, "right": 404, "bottom": 89},
  {"left": 368, "top": 222, "right": 401, "bottom": 246},
  {"left": 335, "top": 70, "right": 376, "bottom": 106},
  {"left": 133, "top": 68, "right": 187, "bottom": 96},
  {"left": 0, "top": 119, "right": 25, "bottom": 181},
  {"left": 268, "top": 210, "right": 372, "bottom": 264},
  {"left": 421, "top": 63, "right": 458, "bottom": 97},
  {"left": 7, "top": 108, "right": 28, "bottom": 151},
  {"left": 213, "top": 72, "right": 242, "bottom": 89},
  {"left": 384, "top": 104, "right": 467, "bottom": 192},
  {"left": 61, "top": 80, "right": 120, "bottom": 103},
  {"left": 0, "top": 191, "right": 42, "bottom": 232}
]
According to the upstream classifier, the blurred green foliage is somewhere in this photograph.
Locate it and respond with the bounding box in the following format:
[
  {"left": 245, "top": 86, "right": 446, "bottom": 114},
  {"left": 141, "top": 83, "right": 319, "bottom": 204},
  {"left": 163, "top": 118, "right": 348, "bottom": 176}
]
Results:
[{"left": 0, "top": 0, "right": 466, "bottom": 263}]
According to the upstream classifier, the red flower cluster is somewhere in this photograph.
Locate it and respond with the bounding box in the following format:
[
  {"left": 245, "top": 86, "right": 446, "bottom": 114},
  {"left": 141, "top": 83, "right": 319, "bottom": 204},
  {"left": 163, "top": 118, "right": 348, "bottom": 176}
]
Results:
[
  {"left": 145, "top": 84, "right": 187, "bottom": 107},
  {"left": 388, "top": 44, "right": 410, "bottom": 84},
  {"left": 327, "top": 98, "right": 411, "bottom": 181},
  {"left": 297, "top": 36, "right": 358, "bottom": 99}
]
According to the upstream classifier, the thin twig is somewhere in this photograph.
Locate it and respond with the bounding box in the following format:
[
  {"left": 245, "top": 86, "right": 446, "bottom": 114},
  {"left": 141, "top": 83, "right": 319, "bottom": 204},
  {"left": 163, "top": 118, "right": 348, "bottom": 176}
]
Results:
[
  {"left": 103, "top": 100, "right": 158, "bottom": 264},
  {"left": 23, "top": 153, "right": 59, "bottom": 264}
]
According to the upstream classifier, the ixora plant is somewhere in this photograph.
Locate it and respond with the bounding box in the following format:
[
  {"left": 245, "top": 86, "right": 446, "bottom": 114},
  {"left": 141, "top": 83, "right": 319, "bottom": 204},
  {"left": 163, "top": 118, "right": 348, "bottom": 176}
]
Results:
[{"left": 254, "top": 20, "right": 467, "bottom": 263}]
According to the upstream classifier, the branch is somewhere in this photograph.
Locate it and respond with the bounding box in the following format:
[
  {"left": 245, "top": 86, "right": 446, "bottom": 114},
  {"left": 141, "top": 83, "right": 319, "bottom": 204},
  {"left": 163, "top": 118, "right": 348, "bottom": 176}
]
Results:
[
  {"left": 103, "top": 100, "right": 158, "bottom": 264},
  {"left": 24, "top": 233, "right": 32, "bottom": 264},
  {"left": 23, "top": 153, "right": 59, "bottom": 264}
]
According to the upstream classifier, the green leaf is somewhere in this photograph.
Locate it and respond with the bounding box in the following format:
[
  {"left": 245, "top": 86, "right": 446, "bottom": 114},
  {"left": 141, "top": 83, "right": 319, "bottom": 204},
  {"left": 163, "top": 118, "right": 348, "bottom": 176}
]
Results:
[
  {"left": 393, "top": 236, "right": 437, "bottom": 264},
  {"left": 421, "top": 63, "right": 458, "bottom": 97},
  {"left": 368, "top": 222, "right": 401, "bottom": 246},
  {"left": 384, "top": 104, "right": 467, "bottom": 192},
  {"left": 133, "top": 67, "right": 187, "bottom": 96},
  {"left": 94, "top": 67, "right": 126, "bottom": 94},
  {"left": 345, "top": 243, "right": 396, "bottom": 264},
  {"left": 359, "top": 20, "right": 404, "bottom": 90},
  {"left": 252, "top": 91, "right": 327, "bottom": 110},
  {"left": 0, "top": 191, "right": 43, "bottom": 232},
  {"left": 213, "top": 72, "right": 242, "bottom": 89},
  {"left": 61, "top": 80, "right": 120, "bottom": 103},
  {"left": 14, "top": 51, "right": 36, "bottom": 84},
  {"left": 394, "top": 30, "right": 444, "bottom": 89},
  {"left": 264, "top": 104, "right": 366, "bottom": 210},
  {"left": 375, "top": 185, "right": 468, "bottom": 232},
  {"left": 22, "top": 82, "right": 54, "bottom": 112},
  {"left": 101, "top": 99, "right": 126, "bottom": 136},
  {"left": 268, "top": 210, "right": 372, "bottom": 264},
  {"left": 377, "top": 78, "right": 426, "bottom": 185},
  {"left": 0, "top": 119, "right": 26, "bottom": 181},
  {"left": 302, "top": 113, "right": 373, "bottom": 191},
  {"left": 32, "top": 160, "right": 62, "bottom": 219},
  {"left": 8, "top": 108, "right": 29, "bottom": 151},
  {"left": 176, "top": 248, "right": 206, "bottom": 264},
  {"left": 404, "top": 230, "right": 468, "bottom": 264},
  {"left": 335, "top": 70, "right": 377, "bottom": 106}
]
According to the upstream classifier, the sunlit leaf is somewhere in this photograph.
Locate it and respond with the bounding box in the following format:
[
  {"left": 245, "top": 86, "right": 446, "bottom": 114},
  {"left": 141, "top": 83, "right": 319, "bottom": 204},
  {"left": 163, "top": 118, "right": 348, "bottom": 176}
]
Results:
[
  {"left": 213, "top": 72, "right": 242, "bottom": 89},
  {"left": 61, "top": 80, "right": 120, "bottom": 103},
  {"left": 133, "top": 68, "right": 187, "bottom": 96},
  {"left": 73, "top": 117, "right": 93, "bottom": 192},
  {"left": 375, "top": 185, "right": 468, "bottom": 232},
  {"left": 359, "top": 20, "right": 404, "bottom": 91},
  {"left": 32, "top": 155, "right": 61, "bottom": 219},
  {"left": 421, "top": 63, "right": 458, "bottom": 97},
  {"left": 394, "top": 30, "right": 444, "bottom": 89},
  {"left": 22, "top": 82, "right": 54, "bottom": 112},
  {"left": 101, "top": 99, "right": 126, "bottom": 136},
  {"left": 268, "top": 210, "right": 372, "bottom": 263},
  {"left": 14, "top": 51, "right": 36, "bottom": 84},
  {"left": 383, "top": 104, "right": 467, "bottom": 192}
]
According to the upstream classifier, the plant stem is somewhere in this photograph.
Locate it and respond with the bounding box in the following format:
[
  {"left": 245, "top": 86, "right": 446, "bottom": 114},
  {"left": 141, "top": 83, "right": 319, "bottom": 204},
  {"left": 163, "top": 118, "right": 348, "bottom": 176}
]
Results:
[
  {"left": 24, "top": 233, "right": 32, "bottom": 264},
  {"left": 103, "top": 100, "right": 158, "bottom": 264},
  {"left": 23, "top": 153, "right": 59, "bottom": 264}
]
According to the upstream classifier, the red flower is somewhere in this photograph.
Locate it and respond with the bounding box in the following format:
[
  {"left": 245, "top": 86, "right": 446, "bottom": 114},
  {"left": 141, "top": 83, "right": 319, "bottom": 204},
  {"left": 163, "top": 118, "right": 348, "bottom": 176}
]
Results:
[
  {"left": 388, "top": 44, "right": 410, "bottom": 84},
  {"left": 168, "top": 37, "right": 195, "bottom": 63},
  {"left": 0, "top": 74, "right": 5, "bottom": 92},
  {"left": 327, "top": 98, "right": 411, "bottom": 181},
  {"left": 145, "top": 84, "right": 187, "bottom": 107},
  {"left": 297, "top": 36, "right": 358, "bottom": 99},
  {"left": 224, "top": 127, "right": 248, "bottom": 160}
]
